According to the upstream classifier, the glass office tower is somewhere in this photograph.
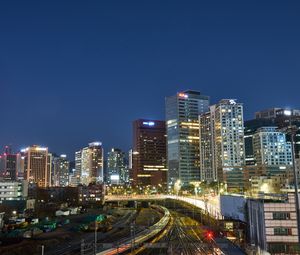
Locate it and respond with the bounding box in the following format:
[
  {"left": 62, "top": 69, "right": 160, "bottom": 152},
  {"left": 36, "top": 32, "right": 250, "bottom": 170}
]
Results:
[{"left": 166, "top": 90, "right": 209, "bottom": 187}]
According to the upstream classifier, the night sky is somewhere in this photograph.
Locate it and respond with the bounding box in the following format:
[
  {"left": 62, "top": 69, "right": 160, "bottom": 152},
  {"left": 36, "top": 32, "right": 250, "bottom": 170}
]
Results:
[{"left": 1, "top": 1, "right": 300, "bottom": 159}]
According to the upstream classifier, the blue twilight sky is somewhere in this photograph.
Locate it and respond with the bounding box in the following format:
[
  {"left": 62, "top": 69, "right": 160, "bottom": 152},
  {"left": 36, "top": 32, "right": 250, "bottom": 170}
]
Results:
[{"left": 1, "top": 0, "right": 300, "bottom": 159}]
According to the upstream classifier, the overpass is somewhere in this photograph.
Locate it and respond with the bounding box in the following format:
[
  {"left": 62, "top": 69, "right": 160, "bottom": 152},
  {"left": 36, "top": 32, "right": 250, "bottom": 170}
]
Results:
[{"left": 105, "top": 194, "right": 222, "bottom": 219}]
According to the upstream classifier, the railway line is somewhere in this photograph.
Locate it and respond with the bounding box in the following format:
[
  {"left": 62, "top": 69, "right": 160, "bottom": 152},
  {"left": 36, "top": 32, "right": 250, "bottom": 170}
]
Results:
[{"left": 140, "top": 210, "right": 220, "bottom": 255}]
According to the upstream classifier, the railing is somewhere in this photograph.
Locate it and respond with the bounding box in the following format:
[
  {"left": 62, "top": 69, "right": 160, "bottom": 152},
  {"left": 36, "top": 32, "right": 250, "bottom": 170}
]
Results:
[{"left": 105, "top": 194, "right": 222, "bottom": 219}]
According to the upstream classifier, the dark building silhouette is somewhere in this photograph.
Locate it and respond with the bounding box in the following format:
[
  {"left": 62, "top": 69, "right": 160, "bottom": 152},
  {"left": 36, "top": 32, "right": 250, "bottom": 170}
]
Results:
[{"left": 132, "top": 119, "right": 167, "bottom": 188}]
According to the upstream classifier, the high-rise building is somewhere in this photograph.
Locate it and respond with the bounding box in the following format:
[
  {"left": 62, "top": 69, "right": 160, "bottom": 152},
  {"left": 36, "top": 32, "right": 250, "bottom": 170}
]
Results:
[
  {"left": 253, "top": 127, "right": 293, "bottom": 167},
  {"left": 199, "top": 99, "right": 245, "bottom": 190},
  {"left": 107, "top": 148, "right": 128, "bottom": 184},
  {"left": 0, "top": 146, "right": 20, "bottom": 181},
  {"left": 244, "top": 118, "right": 275, "bottom": 166},
  {"left": 132, "top": 119, "right": 167, "bottom": 187},
  {"left": 88, "top": 142, "right": 104, "bottom": 183},
  {"left": 166, "top": 90, "right": 209, "bottom": 187},
  {"left": 199, "top": 112, "right": 214, "bottom": 181},
  {"left": 255, "top": 108, "right": 300, "bottom": 120},
  {"left": 53, "top": 154, "right": 70, "bottom": 187},
  {"left": 75, "top": 142, "right": 104, "bottom": 185},
  {"left": 74, "top": 150, "right": 82, "bottom": 186},
  {"left": 252, "top": 107, "right": 300, "bottom": 158},
  {"left": 128, "top": 149, "right": 134, "bottom": 184},
  {"left": 21, "top": 145, "right": 51, "bottom": 187}
]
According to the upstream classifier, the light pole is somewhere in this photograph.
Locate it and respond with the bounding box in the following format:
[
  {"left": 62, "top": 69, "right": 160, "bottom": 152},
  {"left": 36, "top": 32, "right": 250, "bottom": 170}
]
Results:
[{"left": 284, "top": 109, "right": 300, "bottom": 243}]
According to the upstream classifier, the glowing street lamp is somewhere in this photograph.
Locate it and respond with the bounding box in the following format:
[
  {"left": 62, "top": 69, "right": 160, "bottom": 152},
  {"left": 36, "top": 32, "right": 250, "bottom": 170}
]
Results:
[{"left": 174, "top": 179, "right": 181, "bottom": 196}]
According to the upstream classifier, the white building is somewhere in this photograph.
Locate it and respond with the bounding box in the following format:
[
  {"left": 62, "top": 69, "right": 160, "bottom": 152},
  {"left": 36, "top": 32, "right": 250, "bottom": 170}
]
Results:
[
  {"left": 253, "top": 127, "right": 292, "bottom": 166},
  {"left": 75, "top": 142, "right": 104, "bottom": 185},
  {"left": 199, "top": 99, "right": 245, "bottom": 190},
  {"left": 248, "top": 193, "right": 300, "bottom": 254},
  {"left": 0, "top": 180, "right": 28, "bottom": 202}
]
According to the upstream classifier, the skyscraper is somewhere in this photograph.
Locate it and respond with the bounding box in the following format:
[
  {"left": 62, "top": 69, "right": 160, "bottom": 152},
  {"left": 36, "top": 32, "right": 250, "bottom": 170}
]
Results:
[
  {"left": 74, "top": 150, "right": 82, "bottom": 186},
  {"left": 199, "top": 99, "right": 245, "bottom": 190},
  {"left": 199, "top": 112, "right": 214, "bottom": 181},
  {"left": 21, "top": 145, "right": 51, "bottom": 187},
  {"left": 166, "top": 90, "right": 209, "bottom": 187},
  {"left": 132, "top": 119, "right": 167, "bottom": 187},
  {"left": 0, "top": 146, "right": 20, "bottom": 181},
  {"left": 107, "top": 148, "right": 128, "bottom": 184},
  {"left": 53, "top": 154, "right": 70, "bottom": 187},
  {"left": 75, "top": 142, "right": 104, "bottom": 185}
]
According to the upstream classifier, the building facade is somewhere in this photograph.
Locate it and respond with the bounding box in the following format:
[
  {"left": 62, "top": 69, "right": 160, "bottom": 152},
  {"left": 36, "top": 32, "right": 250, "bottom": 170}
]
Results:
[
  {"left": 166, "top": 90, "right": 209, "bottom": 187},
  {"left": 199, "top": 112, "right": 214, "bottom": 181},
  {"left": 253, "top": 107, "right": 300, "bottom": 158},
  {"left": 21, "top": 145, "right": 51, "bottom": 187},
  {"left": 0, "top": 180, "right": 28, "bottom": 202},
  {"left": 248, "top": 193, "right": 300, "bottom": 254},
  {"left": 253, "top": 127, "right": 292, "bottom": 167},
  {"left": 244, "top": 118, "right": 275, "bottom": 166},
  {"left": 132, "top": 119, "right": 167, "bottom": 187},
  {"left": 107, "top": 148, "right": 128, "bottom": 184},
  {"left": 199, "top": 99, "right": 245, "bottom": 190},
  {"left": 255, "top": 108, "right": 300, "bottom": 120},
  {"left": 0, "top": 148, "right": 20, "bottom": 181},
  {"left": 75, "top": 142, "right": 104, "bottom": 185},
  {"left": 53, "top": 154, "right": 70, "bottom": 187}
]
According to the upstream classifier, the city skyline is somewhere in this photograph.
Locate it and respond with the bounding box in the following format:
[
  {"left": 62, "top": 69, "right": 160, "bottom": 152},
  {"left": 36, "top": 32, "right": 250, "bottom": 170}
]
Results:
[
  {"left": 1, "top": 1, "right": 300, "bottom": 158},
  {"left": 0, "top": 94, "right": 300, "bottom": 159},
  {"left": 1, "top": 2, "right": 300, "bottom": 254}
]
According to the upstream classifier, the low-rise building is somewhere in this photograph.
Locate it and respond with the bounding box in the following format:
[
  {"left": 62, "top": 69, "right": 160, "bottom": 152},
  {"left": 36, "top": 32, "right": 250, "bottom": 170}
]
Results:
[
  {"left": 248, "top": 193, "right": 300, "bottom": 254},
  {"left": 0, "top": 180, "right": 28, "bottom": 202},
  {"left": 249, "top": 176, "right": 282, "bottom": 195},
  {"left": 78, "top": 183, "right": 104, "bottom": 205}
]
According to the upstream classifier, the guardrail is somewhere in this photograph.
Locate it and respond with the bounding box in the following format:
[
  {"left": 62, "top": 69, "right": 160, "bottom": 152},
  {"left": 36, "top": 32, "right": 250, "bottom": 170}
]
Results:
[
  {"left": 105, "top": 195, "right": 166, "bottom": 201},
  {"left": 105, "top": 194, "right": 222, "bottom": 219},
  {"left": 97, "top": 206, "right": 170, "bottom": 255}
]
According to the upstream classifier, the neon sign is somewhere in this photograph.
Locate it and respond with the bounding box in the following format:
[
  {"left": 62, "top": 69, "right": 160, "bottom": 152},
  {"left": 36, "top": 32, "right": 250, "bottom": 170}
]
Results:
[{"left": 143, "top": 121, "right": 155, "bottom": 126}]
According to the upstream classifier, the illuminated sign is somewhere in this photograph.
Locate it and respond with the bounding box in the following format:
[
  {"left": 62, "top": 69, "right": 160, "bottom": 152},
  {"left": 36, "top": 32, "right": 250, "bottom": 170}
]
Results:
[
  {"left": 110, "top": 174, "right": 120, "bottom": 181},
  {"left": 178, "top": 93, "right": 188, "bottom": 98},
  {"left": 229, "top": 99, "right": 237, "bottom": 105},
  {"left": 143, "top": 121, "right": 155, "bottom": 126},
  {"left": 89, "top": 142, "right": 102, "bottom": 146}
]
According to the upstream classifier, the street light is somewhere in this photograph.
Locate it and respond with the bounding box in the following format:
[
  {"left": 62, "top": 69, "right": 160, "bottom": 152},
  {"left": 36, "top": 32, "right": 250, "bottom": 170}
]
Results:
[
  {"left": 284, "top": 109, "right": 300, "bottom": 243},
  {"left": 174, "top": 179, "right": 181, "bottom": 196}
]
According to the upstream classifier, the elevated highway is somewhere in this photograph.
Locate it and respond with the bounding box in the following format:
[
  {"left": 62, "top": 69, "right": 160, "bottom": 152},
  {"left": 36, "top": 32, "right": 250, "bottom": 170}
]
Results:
[{"left": 105, "top": 194, "right": 222, "bottom": 219}]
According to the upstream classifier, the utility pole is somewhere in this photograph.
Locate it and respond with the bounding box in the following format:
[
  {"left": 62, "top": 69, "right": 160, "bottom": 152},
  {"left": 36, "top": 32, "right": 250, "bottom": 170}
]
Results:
[
  {"left": 81, "top": 239, "right": 85, "bottom": 255},
  {"left": 94, "top": 220, "right": 98, "bottom": 255}
]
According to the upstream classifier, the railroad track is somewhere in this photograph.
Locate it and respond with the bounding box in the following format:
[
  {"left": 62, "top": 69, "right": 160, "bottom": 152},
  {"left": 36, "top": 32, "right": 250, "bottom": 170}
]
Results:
[
  {"left": 141, "top": 211, "right": 217, "bottom": 255},
  {"left": 45, "top": 210, "right": 137, "bottom": 255}
]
